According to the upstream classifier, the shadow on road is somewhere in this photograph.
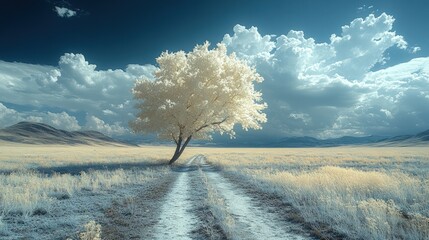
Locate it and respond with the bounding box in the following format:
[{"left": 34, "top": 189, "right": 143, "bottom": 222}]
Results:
[
  {"left": 1, "top": 161, "right": 169, "bottom": 176},
  {"left": 170, "top": 155, "right": 222, "bottom": 173},
  {"left": 40, "top": 161, "right": 169, "bottom": 175},
  {"left": 1, "top": 155, "right": 222, "bottom": 176},
  {"left": 170, "top": 165, "right": 200, "bottom": 172}
]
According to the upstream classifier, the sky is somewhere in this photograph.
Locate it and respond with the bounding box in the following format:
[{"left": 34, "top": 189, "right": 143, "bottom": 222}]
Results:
[{"left": 1, "top": 0, "right": 429, "bottom": 142}]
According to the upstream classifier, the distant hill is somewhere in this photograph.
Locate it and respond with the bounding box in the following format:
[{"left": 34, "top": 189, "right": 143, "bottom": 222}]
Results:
[
  {"left": 375, "top": 129, "right": 429, "bottom": 146},
  {"left": 0, "top": 122, "right": 133, "bottom": 146},
  {"left": 270, "top": 135, "right": 387, "bottom": 147},
  {"left": 269, "top": 130, "right": 429, "bottom": 147},
  {"left": 212, "top": 135, "right": 387, "bottom": 148},
  {"left": 212, "top": 130, "right": 429, "bottom": 148}
]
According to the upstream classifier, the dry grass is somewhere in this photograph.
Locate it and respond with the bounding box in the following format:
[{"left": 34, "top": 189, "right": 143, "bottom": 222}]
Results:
[
  {"left": 0, "top": 144, "right": 176, "bottom": 171},
  {"left": 0, "top": 168, "right": 167, "bottom": 216},
  {"left": 199, "top": 169, "right": 236, "bottom": 239},
  {"left": 1, "top": 143, "right": 428, "bottom": 239},
  {"left": 78, "top": 220, "right": 102, "bottom": 240},
  {"left": 191, "top": 146, "right": 429, "bottom": 173},
  {"left": 196, "top": 146, "right": 429, "bottom": 240},
  {"left": 0, "top": 144, "right": 172, "bottom": 217}
]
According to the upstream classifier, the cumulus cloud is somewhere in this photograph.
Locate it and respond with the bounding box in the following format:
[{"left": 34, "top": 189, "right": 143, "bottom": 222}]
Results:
[
  {"left": 0, "top": 103, "right": 23, "bottom": 128},
  {"left": 44, "top": 111, "right": 81, "bottom": 131},
  {"left": 0, "top": 103, "right": 126, "bottom": 135},
  {"left": 54, "top": 6, "right": 76, "bottom": 18},
  {"left": 289, "top": 113, "right": 311, "bottom": 125},
  {"left": 223, "top": 13, "right": 428, "bottom": 138},
  {"left": 353, "top": 57, "right": 429, "bottom": 136},
  {"left": 0, "top": 54, "right": 156, "bottom": 136},
  {"left": 0, "top": 103, "right": 80, "bottom": 131},
  {"left": 85, "top": 115, "right": 128, "bottom": 136},
  {"left": 222, "top": 25, "right": 275, "bottom": 63}
]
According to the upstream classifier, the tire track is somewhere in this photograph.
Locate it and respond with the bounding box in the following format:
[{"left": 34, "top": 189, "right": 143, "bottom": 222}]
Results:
[
  {"left": 102, "top": 173, "right": 176, "bottom": 239},
  {"left": 152, "top": 156, "right": 199, "bottom": 239},
  {"left": 197, "top": 155, "right": 312, "bottom": 240}
]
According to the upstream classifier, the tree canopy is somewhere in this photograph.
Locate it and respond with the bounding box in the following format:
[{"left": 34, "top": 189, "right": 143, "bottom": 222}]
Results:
[{"left": 130, "top": 42, "right": 267, "bottom": 163}]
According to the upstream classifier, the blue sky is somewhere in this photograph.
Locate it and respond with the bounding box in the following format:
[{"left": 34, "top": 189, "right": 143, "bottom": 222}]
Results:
[{"left": 1, "top": 0, "right": 429, "bottom": 141}]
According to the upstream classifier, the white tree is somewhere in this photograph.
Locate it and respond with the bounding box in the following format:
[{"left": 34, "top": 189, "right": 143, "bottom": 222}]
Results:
[{"left": 130, "top": 42, "right": 267, "bottom": 164}]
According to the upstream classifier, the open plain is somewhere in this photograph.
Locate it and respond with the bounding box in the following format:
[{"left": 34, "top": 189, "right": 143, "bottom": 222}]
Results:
[{"left": 0, "top": 144, "right": 428, "bottom": 239}]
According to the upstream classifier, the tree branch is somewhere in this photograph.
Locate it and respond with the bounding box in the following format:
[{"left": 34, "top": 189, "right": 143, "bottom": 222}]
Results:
[{"left": 195, "top": 118, "right": 228, "bottom": 133}]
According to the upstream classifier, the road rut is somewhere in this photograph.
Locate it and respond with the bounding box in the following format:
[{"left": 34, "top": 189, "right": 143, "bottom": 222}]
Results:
[
  {"left": 197, "top": 155, "right": 312, "bottom": 240},
  {"left": 103, "top": 155, "right": 313, "bottom": 239}
]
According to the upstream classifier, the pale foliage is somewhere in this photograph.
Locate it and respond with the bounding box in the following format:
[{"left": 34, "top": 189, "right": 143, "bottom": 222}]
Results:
[
  {"left": 130, "top": 42, "right": 267, "bottom": 141},
  {"left": 79, "top": 220, "right": 101, "bottom": 240}
]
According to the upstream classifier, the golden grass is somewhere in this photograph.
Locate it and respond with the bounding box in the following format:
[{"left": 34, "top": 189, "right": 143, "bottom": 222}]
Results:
[
  {"left": 191, "top": 146, "right": 429, "bottom": 168},
  {"left": 0, "top": 143, "right": 173, "bottom": 216},
  {"left": 0, "top": 144, "right": 177, "bottom": 171},
  {"left": 195, "top": 146, "right": 429, "bottom": 239}
]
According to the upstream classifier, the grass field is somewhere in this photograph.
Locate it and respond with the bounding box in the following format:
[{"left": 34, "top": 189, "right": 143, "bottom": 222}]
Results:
[
  {"left": 0, "top": 144, "right": 428, "bottom": 239},
  {"left": 0, "top": 144, "right": 176, "bottom": 214},
  {"left": 198, "top": 147, "right": 429, "bottom": 239},
  {"left": 0, "top": 144, "right": 174, "bottom": 238}
]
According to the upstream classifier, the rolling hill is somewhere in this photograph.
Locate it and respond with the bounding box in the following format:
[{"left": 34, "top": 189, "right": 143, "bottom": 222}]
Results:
[
  {"left": 0, "top": 121, "right": 132, "bottom": 146},
  {"left": 375, "top": 129, "right": 429, "bottom": 146},
  {"left": 270, "top": 130, "right": 429, "bottom": 147}
]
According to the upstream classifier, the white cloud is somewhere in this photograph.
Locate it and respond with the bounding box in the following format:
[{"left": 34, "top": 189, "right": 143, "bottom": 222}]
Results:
[
  {"left": 380, "top": 109, "right": 393, "bottom": 119},
  {"left": 0, "top": 103, "right": 23, "bottom": 128},
  {"left": 223, "top": 13, "right": 429, "bottom": 138},
  {"left": 225, "top": 14, "right": 407, "bottom": 81},
  {"left": 412, "top": 46, "right": 421, "bottom": 53},
  {"left": 126, "top": 64, "right": 157, "bottom": 78},
  {"left": 358, "top": 5, "right": 374, "bottom": 11},
  {"left": 102, "top": 109, "right": 116, "bottom": 115},
  {"left": 85, "top": 115, "right": 128, "bottom": 136},
  {"left": 352, "top": 57, "right": 429, "bottom": 135},
  {"left": 54, "top": 6, "right": 77, "bottom": 18},
  {"left": 289, "top": 113, "right": 311, "bottom": 125},
  {"left": 0, "top": 103, "right": 128, "bottom": 135},
  {"left": 0, "top": 103, "right": 80, "bottom": 131},
  {"left": 329, "top": 13, "right": 407, "bottom": 79},
  {"left": 0, "top": 54, "right": 156, "bottom": 135},
  {"left": 45, "top": 112, "right": 81, "bottom": 131},
  {"left": 223, "top": 25, "right": 275, "bottom": 63}
]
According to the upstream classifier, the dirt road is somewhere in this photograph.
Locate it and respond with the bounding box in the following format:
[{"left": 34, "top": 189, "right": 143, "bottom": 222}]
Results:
[{"left": 103, "top": 155, "right": 313, "bottom": 239}]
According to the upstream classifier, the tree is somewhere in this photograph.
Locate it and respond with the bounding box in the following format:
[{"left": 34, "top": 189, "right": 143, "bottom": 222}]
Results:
[{"left": 130, "top": 42, "right": 267, "bottom": 164}]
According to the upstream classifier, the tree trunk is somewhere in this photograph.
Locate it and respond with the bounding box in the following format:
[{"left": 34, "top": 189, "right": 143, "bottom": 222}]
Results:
[{"left": 168, "top": 135, "right": 192, "bottom": 165}]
